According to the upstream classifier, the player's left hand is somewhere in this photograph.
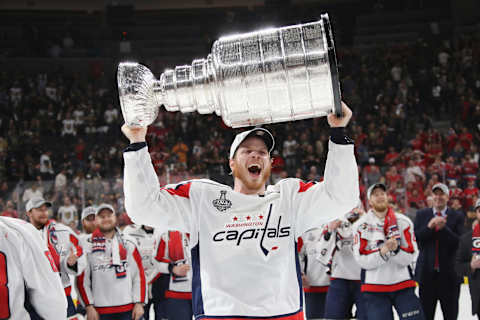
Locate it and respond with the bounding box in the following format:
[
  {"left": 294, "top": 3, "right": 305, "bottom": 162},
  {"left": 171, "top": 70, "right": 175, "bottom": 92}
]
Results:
[
  {"left": 132, "top": 303, "right": 144, "bottom": 320},
  {"left": 327, "top": 101, "right": 352, "bottom": 128},
  {"left": 67, "top": 247, "right": 79, "bottom": 267}
]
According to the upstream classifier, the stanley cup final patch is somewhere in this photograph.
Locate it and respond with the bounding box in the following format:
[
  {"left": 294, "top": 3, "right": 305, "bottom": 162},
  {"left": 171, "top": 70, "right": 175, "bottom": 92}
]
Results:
[{"left": 212, "top": 190, "right": 232, "bottom": 212}]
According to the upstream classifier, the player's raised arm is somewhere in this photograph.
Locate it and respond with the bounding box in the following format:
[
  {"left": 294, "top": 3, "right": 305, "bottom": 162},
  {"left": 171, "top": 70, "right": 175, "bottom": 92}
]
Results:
[
  {"left": 122, "top": 125, "right": 194, "bottom": 234},
  {"left": 294, "top": 102, "right": 359, "bottom": 236}
]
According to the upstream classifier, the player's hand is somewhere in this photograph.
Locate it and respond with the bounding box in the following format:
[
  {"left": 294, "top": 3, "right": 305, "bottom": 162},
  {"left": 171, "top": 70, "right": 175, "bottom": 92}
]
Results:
[
  {"left": 327, "top": 101, "right": 352, "bottom": 128},
  {"left": 67, "top": 247, "right": 79, "bottom": 267},
  {"left": 132, "top": 303, "right": 145, "bottom": 320},
  {"left": 328, "top": 219, "right": 342, "bottom": 231},
  {"left": 172, "top": 264, "right": 190, "bottom": 277},
  {"left": 121, "top": 124, "right": 147, "bottom": 144},
  {"left": 385, "top": 237, "right": 399, "bottom": 252},
  {"left": 86, "top": 305, "right": 99, "bottom": 320},
  {"left": 301, "top": 274, "right": 309, "bottom": 288}
]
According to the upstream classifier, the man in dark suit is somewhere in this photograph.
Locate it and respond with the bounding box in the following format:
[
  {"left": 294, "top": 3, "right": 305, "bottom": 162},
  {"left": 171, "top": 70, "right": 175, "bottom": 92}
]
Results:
[
  {"left": 456, "top": 199, "right": 480, "bottom": 320},
  {"left": 414, "top": 183, "right": 464, "bottom": 320}
]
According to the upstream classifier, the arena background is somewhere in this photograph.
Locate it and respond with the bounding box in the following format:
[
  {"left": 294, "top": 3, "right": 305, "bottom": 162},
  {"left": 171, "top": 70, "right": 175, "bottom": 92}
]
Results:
[{"left": 0, "top": 0, "right": 479, "bottom": 318}]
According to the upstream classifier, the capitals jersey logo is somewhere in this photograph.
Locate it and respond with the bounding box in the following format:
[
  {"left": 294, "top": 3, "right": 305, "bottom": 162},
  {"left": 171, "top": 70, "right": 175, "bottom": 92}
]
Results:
[
  {"left": 212, "top": 204, "right": 291, "bottom": 257},
  {"left": 212, "top": 190, "right": 232, "bottom": 212}
]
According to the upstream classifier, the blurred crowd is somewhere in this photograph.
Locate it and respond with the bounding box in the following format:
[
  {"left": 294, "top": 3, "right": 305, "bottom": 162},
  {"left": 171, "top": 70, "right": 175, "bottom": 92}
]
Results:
[{"left": 0, "top": 27, "right": 479, "bottom": 233}]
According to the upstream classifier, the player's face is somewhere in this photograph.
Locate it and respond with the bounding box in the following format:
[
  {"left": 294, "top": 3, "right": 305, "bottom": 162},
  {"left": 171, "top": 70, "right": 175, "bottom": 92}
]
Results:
[
  {"left": 230, "top": 137, "right": 272, "bottom": 193},
  {"left": 28, "top": 204, "right": 49, "bottom": 229},
  {"left": 432, "top": 189, "right": 448, "bottom": 209},
  {"left": 369, "top": 188, "right": 388, "bottom": 212},
  {"left": 96, "top": 209, "right": 116, "bottom": 233},
  {"left": 82, "top": 214, "right": 97, "bottom": 234}
]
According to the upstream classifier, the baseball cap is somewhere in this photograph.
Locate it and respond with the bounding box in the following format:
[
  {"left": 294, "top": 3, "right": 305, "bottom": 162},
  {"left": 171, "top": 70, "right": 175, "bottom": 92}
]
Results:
[
  {"left": 475, "top": 199, "right": 480, "bottom": 211},
  {"left": 229, "top": 127, "right": 275, "bottom": 159},
  {"left": 432, "top": 183, "right": 449, "bottom": 195},
  {"left": 26, "top": 197, "right": 52, "bottom": 212},
  {"left": 81, "top": 206, "right": 97, "bottom": 220},
  {"left": 95, "top": 203, "right": 115, "bottom": 215},
  {"left": 367, "top": 183, "right": 387, "bottom": 200}
]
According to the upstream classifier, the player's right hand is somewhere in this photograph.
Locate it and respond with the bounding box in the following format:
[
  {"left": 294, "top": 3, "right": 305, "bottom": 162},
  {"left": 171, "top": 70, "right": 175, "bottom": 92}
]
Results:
[
  {"left": 121, "top": 124, "right": 147, "bottom": 144},
  {"left": 172, "top": 264, "right": 190, "bottom": 277},
  {"left": 86, "top": 305, "right": 99, "bottom": 320}
]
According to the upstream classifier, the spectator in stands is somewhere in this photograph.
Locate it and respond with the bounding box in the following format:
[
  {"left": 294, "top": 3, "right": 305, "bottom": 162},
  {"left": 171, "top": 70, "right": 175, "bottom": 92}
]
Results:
[
  {"left": 22, "top": 182, "right": 43, "bottom": 204},
  {"left": 283, "top": 134, "right": 298, "bottom": 175},
  {"left": 414, "top": 183, "right": 464, "bottom": 320},
  {"left": 1, "top": 200, "right": 18, "bottom": 218},
  {"left": 172, "top": 139, "right": 189, "bottom": 167},
  {"left": 57, "top": 196, "right": 78, "bottom": 230},
  {"left": 362, "top": 157, "right": 381, "bottom": 186}
]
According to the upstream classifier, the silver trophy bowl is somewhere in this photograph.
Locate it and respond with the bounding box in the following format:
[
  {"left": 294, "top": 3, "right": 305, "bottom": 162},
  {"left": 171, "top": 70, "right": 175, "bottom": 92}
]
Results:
[{"left": 118, "top": 13, "right": 342, "bottom": 128}]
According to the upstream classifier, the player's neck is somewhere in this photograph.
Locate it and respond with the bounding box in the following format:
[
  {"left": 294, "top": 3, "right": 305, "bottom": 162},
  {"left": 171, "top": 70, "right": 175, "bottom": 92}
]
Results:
[
  {"left": 434, "top": 205, "right": 447, "bottom": 213},
  {"left": 233, "top": 179, "right": 266, "bottom": 195},
  {"left": 373, "top": 208, "right": 388, "bottom": 219},
  {"left": 103, "top": 229, "right": 116, "bottom": 239}
]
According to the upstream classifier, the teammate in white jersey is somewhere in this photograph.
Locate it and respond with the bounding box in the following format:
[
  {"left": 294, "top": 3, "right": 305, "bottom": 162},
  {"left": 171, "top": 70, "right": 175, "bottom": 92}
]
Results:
[
  {"left": 0, "top": 216, "right": 67, "bottom": 320},
  {"left": 123, "top": 224, "right": 159, "bottom": 319},
  {"left": 121, "top": 102, "right": 359, "bottom": 319},
  {"left": 25, "top": 196, "right": 86, "bottom": 319}
]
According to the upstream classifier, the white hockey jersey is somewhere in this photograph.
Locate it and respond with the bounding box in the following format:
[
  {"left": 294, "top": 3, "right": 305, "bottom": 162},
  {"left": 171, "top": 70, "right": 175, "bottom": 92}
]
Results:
[
  {"left": 39, "top": 220, "right": 86, "bottom": 296},
  {"left": 298, "top": 229, "right": 330, "bottom": 293},
  {"left": 154, "top": 230, "right": 192, "bottom": 299},
  {"left": 0, "top": 217, "right": 67, "bottom": 320},
  {"left": 123, "top": 141, "right": 358, "bottom": 319},
  {"left": 352, "top": 210, "right": 418, "bottom": 292},
  {"left": 123, "top": 225, "right": 158, "bottom": 281},
  {"left": 316, "top": 220, "right": 361, "bottom": 280},
  {"left": 76, "top": 229, "right": 148, "bottom": 314}
]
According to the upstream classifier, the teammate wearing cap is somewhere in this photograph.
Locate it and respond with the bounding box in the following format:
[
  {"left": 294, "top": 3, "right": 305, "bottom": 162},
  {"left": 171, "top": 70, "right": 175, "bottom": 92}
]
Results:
[
  {"left": 456, "top": 198, "right": 480, "bottom": 319},
  {"left": 0, "top": 216, "right": 67, "bottom": 319},
  {"left": 352, "top": 183, "right": 423, "bottom": 320},
  {"left": 81, "top": 206, "right": 98, "bottom": 236},
  {"left": 414, "top": 183, "right": 464, "bottom": 320},
  {"left": 76, "top": 203, "right": 147, "bottom": 320},
  {"left": 121, "top": 102, "right": 359, "bottom": 319},
  {"left": 25, "top": 196, "right": 86, "bottom": 319}
]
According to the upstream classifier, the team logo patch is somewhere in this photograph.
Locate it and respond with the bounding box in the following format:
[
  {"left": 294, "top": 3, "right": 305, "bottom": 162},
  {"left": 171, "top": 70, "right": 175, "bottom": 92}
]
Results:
[{"left": 212, "top": 190, "right": 232, "bottom": 212}]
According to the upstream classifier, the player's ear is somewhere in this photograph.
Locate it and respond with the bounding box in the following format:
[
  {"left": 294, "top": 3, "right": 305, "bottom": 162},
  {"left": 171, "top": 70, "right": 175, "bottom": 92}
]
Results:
[{"left": 229, "top": 158, "right": 235, "bottom": 176}]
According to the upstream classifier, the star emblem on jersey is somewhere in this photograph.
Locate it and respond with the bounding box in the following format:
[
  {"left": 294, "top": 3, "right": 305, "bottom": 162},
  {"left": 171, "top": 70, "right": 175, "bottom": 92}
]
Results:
[{"left": 212, "top": 190, "right": 232, "bottom": 212}]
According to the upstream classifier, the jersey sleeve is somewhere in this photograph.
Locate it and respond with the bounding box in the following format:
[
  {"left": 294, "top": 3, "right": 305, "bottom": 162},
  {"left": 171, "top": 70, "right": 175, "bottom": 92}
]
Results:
[
  {"left": 292, "top": 141, "right": 359, "bottom": 237},
  {"left": 123, "top": 146, "right": 194, "bottom": 234},
  {"left": 61, "top": 229, "right": 87, "bottom": 276},
  {"left": 148, "top": 233, "right": 170, "bottom": 283},
  {"left": 129, "top": 242, "right": 148, "bottom": 304},
  {"left": 352, "top": 222, "right": 387, "bottom": 270},
  {"left": 389, "top": 217, "right": 418, "bottom": 267},
  {"left": 21, "top": 223, "right": 68, "bottom": 319}
]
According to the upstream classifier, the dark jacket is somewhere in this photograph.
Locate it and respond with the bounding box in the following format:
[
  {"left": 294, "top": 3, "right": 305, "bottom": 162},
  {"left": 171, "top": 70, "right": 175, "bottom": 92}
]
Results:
[
  {"left": 456, "top": 230, "right": 480, "bottom": 315},
  {"left": 414, "top": 207, "right": 464, "bottom": 282}
]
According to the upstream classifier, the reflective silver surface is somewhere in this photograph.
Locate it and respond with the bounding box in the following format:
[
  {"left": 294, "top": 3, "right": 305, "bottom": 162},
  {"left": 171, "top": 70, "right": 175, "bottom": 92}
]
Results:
[{"left": 118, "top": 14, "right": 341, "bottom": 128}]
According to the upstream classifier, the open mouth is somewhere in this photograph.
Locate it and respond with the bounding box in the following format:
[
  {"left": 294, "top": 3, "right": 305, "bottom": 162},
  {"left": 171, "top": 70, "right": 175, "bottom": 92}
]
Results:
[{"left": 247, "top": 164, "right": 262, "bottom": 176}]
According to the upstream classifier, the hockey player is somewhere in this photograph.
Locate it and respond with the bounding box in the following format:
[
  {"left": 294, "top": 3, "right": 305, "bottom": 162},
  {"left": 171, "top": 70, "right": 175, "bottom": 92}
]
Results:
[
  {"left": 298, "top": 228, "right": 330, "bottom": 320},
  {"left": 76, "top": 203, "right": 147, "bottom": 320},
  {"left": 0, "top": 216, "right": 67, "bottom": 319},
  {"left": 81, "top": 206, "right": 97, "bottom": 236},
  {"left": 352, "top": 183, "right": 424, "bottom": 320},
  {"left": 318, "top": 207, "right": 366, "bottom": 320},
  {"left": 121, "top": 102, "right": 359, "bottom": 319},
  {"left": 25, "top": 196, "right": 86, "bottom": 319},
  {"left": 154, "top": 230, "right": 193, "bottom": 320},
  {"left": 123, "top": 224, "right": 159, "bottom": 319}
]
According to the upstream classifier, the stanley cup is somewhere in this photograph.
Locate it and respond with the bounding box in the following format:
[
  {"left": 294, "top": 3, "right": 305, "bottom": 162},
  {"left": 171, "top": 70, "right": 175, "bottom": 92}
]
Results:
[{"left": 117, "top": 13, "right": 342, "bottom": 128}]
